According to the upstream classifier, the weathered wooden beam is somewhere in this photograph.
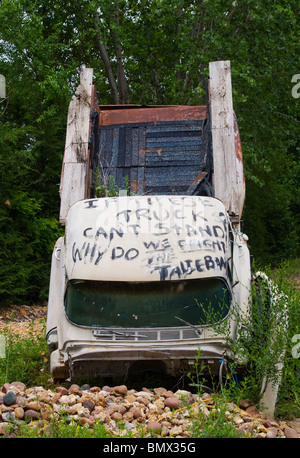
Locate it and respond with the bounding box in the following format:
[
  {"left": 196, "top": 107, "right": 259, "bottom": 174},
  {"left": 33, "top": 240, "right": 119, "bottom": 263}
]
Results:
[
  {"left": 209, "top": 60, "right": 245, "bottom": 220},
  {"left": 59, "top": 68, "right": 93, "bottom": 225}
]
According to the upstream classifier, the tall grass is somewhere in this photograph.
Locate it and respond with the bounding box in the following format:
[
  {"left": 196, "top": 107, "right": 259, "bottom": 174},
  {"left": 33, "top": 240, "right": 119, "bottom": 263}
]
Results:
[{"left": 0, "top": 320, "right": 50, "bottom": 388}]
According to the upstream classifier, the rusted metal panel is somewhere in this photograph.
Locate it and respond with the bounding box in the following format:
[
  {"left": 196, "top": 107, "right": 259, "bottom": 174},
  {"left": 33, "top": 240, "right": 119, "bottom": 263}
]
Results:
[
  {"left": 99, "top": 105, "right": 207, "bottom": 126},
  {"left": 92, "top": 105, "right": 212, "bottom": 197}
]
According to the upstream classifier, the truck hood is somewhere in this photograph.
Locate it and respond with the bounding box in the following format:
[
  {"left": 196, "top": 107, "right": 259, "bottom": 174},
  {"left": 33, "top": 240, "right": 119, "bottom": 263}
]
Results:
[{"left": 65, "top": 195, "right": 229, "bottom": 282}]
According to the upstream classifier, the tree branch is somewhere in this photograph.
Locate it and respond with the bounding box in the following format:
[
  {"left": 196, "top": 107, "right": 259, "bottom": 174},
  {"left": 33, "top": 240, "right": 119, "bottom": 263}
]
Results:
[
  {"left": 94, "top": 12, "right": 120, "bottom": 104},
  {"left": 110, "top": 5, "right": 130, "bottom": 104}
]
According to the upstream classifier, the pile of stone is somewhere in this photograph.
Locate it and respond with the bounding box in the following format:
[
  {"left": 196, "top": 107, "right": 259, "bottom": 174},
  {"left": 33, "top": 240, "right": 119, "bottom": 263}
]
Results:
[{"left": 0, "top": 381, "right": 298, "bottom": 438}]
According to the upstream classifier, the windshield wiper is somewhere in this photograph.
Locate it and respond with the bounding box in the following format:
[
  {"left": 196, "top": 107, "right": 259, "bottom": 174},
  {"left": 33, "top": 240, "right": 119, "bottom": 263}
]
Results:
[
  {"left": 175, "top": 316, "right": 203, "bottom": 336},
  {"left": 93, "top": 329, "right": 148, "bottom": 338}
]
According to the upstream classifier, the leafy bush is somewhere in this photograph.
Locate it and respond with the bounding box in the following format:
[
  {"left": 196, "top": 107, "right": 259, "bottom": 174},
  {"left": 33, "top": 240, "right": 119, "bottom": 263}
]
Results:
[{"left": 193, "top": 260, "right": 300, "bottom": 417}]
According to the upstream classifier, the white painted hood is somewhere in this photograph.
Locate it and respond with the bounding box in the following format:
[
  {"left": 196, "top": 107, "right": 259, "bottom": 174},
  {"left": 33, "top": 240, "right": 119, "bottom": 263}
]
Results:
[{"left": 65, "top": 195, "right": 229, "bottom": 282}]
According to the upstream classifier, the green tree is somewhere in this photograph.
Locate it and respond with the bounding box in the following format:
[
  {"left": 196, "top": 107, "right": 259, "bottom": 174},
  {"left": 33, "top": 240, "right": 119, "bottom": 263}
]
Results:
[{"left": 0, "top": 0, "right": 299, "bottom": 305}]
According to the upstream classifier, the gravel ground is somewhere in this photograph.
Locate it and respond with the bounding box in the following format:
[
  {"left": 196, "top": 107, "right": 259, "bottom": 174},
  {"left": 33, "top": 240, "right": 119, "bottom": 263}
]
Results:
[{"left": 0, "top": 304, "right": 299, "bottom": 438}]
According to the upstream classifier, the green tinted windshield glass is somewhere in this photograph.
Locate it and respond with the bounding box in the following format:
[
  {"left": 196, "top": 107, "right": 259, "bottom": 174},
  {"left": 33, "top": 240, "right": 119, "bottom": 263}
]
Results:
[{"left": 65, "top": 279, "right": 231, "bottom": 328}]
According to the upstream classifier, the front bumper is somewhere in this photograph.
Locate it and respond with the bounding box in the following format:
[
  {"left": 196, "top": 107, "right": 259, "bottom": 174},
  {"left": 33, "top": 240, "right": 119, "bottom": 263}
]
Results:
[{"left": 49, "top": 333, "right": 229, "bottom": 379}]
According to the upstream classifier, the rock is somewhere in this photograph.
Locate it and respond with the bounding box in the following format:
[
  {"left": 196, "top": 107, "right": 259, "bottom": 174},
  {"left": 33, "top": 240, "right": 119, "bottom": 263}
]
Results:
[
  {"left": 116, "top": 405, "right": 127, "bottom": 415},
  {"left": 123, "top": 411, "right": 134, "bottom": 422},
  {"left": 125, "top": 394, "right": 137, "bottom": 404},
  {"left": 94, "top": 393, "right": 106, "bottom": 407},
  {"left": 266, "top": 427, "right": 278, "bottom": 438},
  {"left": 69, "top": 384, "right": 80, "bottom": 394},
  {"left": 0, "top": 423, "right": 7, "bottom": 435},
  {"left": 131, "top": 407, "right": 142, "bottom": 419},
  {"left": 154, "top": 387, "right": 168, "bottom": 397},
  {"left": 40, "top": 404, "right": 53, "bottom": 420},
  {"left": 102, "top": 386, "right": 112, "bottom": 393},
  {"left": 147, "top": 421, "right": 162, "bottom": 431},
  {"left": 245, "top": 405, "right": 260, "bottom": 416},
  {"left": 154, "top": 398, "right": 165, "bottom": 413},
  {"left": 263, "top": 419, "right": 273, "bottom": 428},
  {"left": 164, "top": 397, "right": 179, "bottom": 410},
  {"left": 14, "top": 407, "right": 25, "bottom": 420},
  {"left": 90, "top": 386, "right": 101, "bottom": 393},
  {"left": 284, "top": 427, "right": 298, "bottom": 438},
  {"left": 239, "top": 399, "right": 251, "bottom": 410},
  {"left": 175, "top": 389, "right": 190, "bottom": 399},
  {"left": 82, "top": 399, "right": 95, "bottom": 413},
  {"left": 233, "top": 415, "right": 244, "bottom": 425},
  {"left": 78, "top": 417, "right": 94, "bottom": 427},
  {"left": 80, "top": 384, "right": 90, "bottom": 391},
  {"left": 124, "top": 421, "right": 135, "bottom": 431},
  {"left": 3, "top": 391, "right": 17, "bottom": 406},
  {"left": 1, "top": 383, "right": 11, "bottom": 393},
  {"left": 111, "top": 411, "right": 123, "bottom": 421},
  {"left": 2, "top": 411, "right": 15, "bottom": 422},
  {"left": 16, "top": 396, "right": 27, "bottom": 408},
  {"left": 265, "top": 430, "right": 277, "bottom": 438},
  {"left": 201, "top": 393, "right": 214, "bottom": 404},
  {"left": 10, "top": 382, "right": 26, "bottom": 392},
  {"left": 169, "top": 425, "right": 183, "bottom": 436},
  {"left": 142, "top": 387, "right": 152, "bottom": 393},
  {"left": 26, "top": 401, "right": 40, "bottom": 411},
  {"left": 136, "top": 396, "right": 150, "bottom": 406},
  {"left": 113, "top": 385, "right": 127, "bottom": 396},
  {"left": 287, "top": 418, "right": 300, "bottom": 434},
  {"left": 1, "top": 405, "right": 14, "bottom": 412},
  {"left": 24, "top": 409, "right": 40, "bottom": 420},
  {"left": 56, "top": 386, "right": 69, "bottom": 396}
]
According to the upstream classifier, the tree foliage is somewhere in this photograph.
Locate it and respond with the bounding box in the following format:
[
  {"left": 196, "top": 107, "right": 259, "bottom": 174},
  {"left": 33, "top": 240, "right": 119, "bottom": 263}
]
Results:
[{"left": 0, "top": 0, "right": 299, "bottom": 305}]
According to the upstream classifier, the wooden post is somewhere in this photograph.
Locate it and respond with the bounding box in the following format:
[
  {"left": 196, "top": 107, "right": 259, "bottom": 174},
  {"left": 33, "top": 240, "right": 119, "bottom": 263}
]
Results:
[
  {"left": 59, "top": 68, "right": 94, "bottom": 225},
  {"left": 209, "top": 60, "right": 245, "bottom": 220}
]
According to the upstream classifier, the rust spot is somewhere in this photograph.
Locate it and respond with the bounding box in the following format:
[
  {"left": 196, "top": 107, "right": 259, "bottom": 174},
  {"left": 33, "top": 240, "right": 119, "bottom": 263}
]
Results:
[
  {"left": 131, "top": 180, "right": 139, "bottom": 193},
  {"left": 139, "top": 147, "right": 152, "bottom": 155},
  {"left": 234, "top": 118, "right": 243, "bottom": 163},
  {"left": 234, "top": 118, "right": 245, "bottom": 184},
  {"left": 193, "top": 171, "right": 207, "bottom": 183}
]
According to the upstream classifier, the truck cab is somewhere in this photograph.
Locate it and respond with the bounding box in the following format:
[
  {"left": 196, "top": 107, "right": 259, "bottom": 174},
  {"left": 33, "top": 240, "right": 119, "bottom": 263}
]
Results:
[{"left": 47, "top": 194, "right": 250, "bottom": 379}]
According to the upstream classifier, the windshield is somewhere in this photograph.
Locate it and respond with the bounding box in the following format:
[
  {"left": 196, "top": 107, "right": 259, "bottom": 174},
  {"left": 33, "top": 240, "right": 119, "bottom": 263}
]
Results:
[{"left": 64, "top": 278, "right": 231, "bottom": 328}]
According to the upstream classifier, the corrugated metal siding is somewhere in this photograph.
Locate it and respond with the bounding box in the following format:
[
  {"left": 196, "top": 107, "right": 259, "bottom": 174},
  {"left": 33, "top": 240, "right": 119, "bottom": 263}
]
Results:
[{"left": 91, "top": 107, "right": 212, "bottom": 197}]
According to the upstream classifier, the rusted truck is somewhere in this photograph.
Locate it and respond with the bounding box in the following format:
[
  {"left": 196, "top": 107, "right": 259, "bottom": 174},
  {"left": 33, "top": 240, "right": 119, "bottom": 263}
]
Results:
[{"left": 46, "top": 61, "right": 282, "bottom": 415}]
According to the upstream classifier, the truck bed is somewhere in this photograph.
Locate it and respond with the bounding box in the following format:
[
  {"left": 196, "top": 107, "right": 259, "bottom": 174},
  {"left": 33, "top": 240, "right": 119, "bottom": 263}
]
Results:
[{"left": 90, "top": 105, "right": 212, "bottom": 197}]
